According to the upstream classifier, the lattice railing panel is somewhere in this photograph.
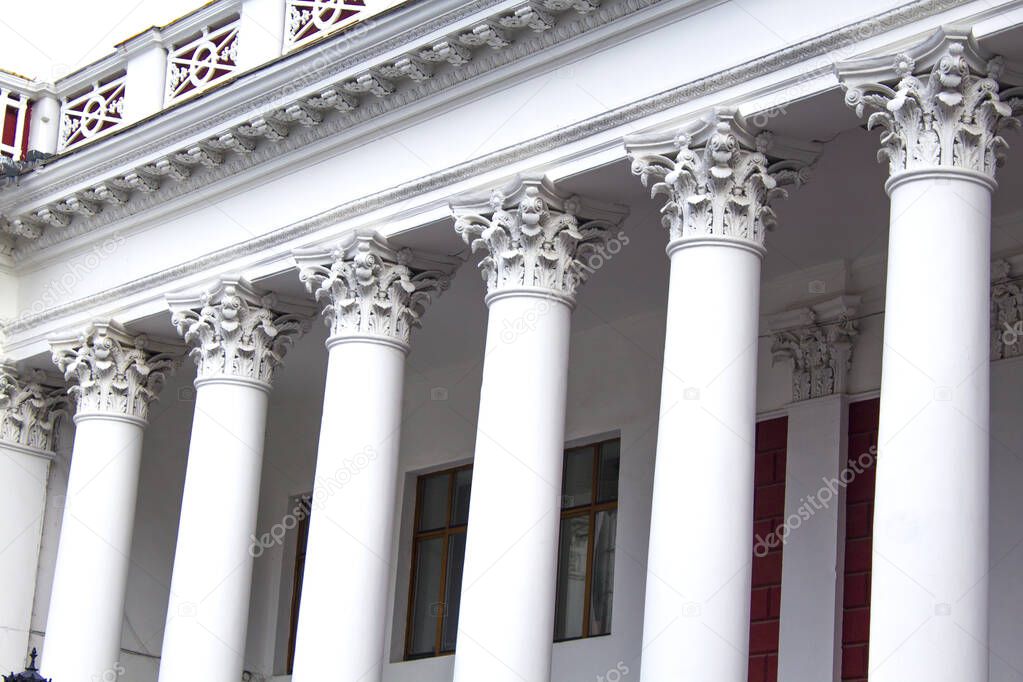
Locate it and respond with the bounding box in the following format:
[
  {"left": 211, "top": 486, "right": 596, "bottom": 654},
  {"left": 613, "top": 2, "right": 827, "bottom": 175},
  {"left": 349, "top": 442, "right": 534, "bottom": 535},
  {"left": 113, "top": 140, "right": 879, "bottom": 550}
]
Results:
[
  {"left": 166, "top": 20, "right": 240, "bottom": 104},
  {"left": 58, "top": 75, "right": 126, "bottom": 152},
  {"left": 1, "top": 89, "right": 30, "bottom": 160},
  {"left": 285, "top": 0, "right": 405, "bottom": 52}
]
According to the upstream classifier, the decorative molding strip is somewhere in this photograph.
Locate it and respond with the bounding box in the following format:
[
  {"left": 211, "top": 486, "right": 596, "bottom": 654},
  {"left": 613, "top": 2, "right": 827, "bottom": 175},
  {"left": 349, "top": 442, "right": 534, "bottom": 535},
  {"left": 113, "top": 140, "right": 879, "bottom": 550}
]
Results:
[
  {"left": 0, "top": 362, "right": 68, "bottom": 453},
  {"left": 452, "top": 175, "right": 627, "bottom": 301},
  {"left": 769, "top": 295, "right": 860, "bottom": 402},
  {"left": 626, "top": 109, "right": 817, "bottom": 248},
  {"left": 167, "top": 277, "right": 313, "bottom": 385},
  {"left": 294, "top": 230, "right": 458, "bottom": 346},
  {"left": 838, "top": 26, "right": 1023, "bottom": 179},
  {"left": 0, "top": 0, "right": 976, "bottom": 338},
  {"left": 50, "top": 320, "right": 181, "bottom": 422}
]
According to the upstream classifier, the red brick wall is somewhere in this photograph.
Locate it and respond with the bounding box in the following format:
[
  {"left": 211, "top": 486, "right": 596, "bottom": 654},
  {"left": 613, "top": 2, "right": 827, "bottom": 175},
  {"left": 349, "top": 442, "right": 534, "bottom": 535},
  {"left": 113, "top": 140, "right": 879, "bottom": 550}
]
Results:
[
  {"left": 749, "top": 417, "right": 788, "bottom": 682},
  {"left": 841, "top": 398, "right": 880, "bottom": 681}
]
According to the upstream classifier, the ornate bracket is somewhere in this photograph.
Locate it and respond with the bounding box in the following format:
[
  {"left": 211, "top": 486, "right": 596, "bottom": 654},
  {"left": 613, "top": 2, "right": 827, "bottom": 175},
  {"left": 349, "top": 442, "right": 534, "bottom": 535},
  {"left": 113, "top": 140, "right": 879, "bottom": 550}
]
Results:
[{"left": 451, "top": 175, "right": 628, "bottom": 302}]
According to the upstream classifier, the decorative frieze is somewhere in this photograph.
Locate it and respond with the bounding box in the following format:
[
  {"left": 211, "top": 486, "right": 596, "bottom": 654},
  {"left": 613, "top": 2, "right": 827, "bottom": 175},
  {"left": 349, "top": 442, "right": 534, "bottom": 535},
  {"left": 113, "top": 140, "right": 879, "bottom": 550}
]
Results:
[
  {"left": 451, "top": 176, "right": 627, "bottom": 301},
  {"left": 167, "top": 277, "right": 312, "bottom": 385},
  {"left": 294, "top": 231, "right": 458, "bottom": 347},
  {"left": 625, "top": 109, "right": 818, "bottom": 248},
  {"left": 838, "top": 27, "right": 1023, "bottom": 179},
  {"left": 0, "top": 363, "right": 68, "bottom": 452},
  {"left": 769, "top": 296, "right": 859, "bottom": 402},
  {"left": 50, "top": 321, "right": 180, "bottom": 422}
]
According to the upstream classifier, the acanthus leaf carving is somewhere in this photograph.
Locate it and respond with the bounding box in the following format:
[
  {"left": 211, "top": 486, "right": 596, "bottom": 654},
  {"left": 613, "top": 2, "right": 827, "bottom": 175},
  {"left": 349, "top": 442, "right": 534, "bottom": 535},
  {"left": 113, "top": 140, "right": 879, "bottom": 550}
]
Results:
[
  {"left": 451, "top": 176, "right": 627, "bottom": 301},
  {"left": 167, "top": 277, "right": 312, "bottom": 386},
  {"left": 293, "top": 231, "right": 457, "bottom": 347},
  {"left": 0, "top": 363, "right": 69, "bottom": 452},
  {"left": 771, "top": 313, "right": 858, "bottom": 403},
  {"left": 50, "top": 321, "right": 180, "bottom": 422}
]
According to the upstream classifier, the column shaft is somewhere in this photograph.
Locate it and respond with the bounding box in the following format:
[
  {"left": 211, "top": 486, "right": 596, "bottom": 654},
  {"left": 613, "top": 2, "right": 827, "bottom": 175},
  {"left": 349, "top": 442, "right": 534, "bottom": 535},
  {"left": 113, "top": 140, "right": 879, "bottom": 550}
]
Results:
[
  {"left": 870, "top": 171, "right": 992, "bottom": 681},
  {"left": 452, "top": 292, "right": 571, "bottom": 682},
  {"left": 641, "top": 240, "right": 761, "bottom": 681},
  {"left": 291, "top": 337, "right": 405, "bottom": 681},
  {"left": 157, "top": 379, "right": 269, "bottom": 682},
  {"left": 42, "top": 415, "right": 145, "bottom": 682}
]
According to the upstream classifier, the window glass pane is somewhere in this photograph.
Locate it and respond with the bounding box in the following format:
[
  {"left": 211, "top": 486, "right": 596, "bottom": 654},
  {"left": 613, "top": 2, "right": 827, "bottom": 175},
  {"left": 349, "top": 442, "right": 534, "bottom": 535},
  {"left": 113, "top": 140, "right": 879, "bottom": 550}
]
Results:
[
  {"left": 451, "top": 468, "right": 472, "bottom": 527},
  {"left": 562, "top": 447, "right": 593, "bottom": 509},
  {"left": 596, "top": 440, "right": 620, "bottom": 503},
  {"left": 440, "top": 531, "right": 467, "bottom": 652},
  {"left": 589, "top": 509, "right": 617, "bottom": 636},
  {"left": 409, "top": 537, "right": 444, "bottom": 656},
  {"left": 554, "top": 514, "right": 590, "bottom": 640},
  {"left": 418, "top": 473, "right": 449, "bottom": 532}
]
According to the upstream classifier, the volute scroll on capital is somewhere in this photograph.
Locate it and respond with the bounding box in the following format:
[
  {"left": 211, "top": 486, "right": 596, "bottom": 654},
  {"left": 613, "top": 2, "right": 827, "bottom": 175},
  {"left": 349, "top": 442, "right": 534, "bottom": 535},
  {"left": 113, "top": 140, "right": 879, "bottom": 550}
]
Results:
[
  {"left": 450, "top": 175, "right": 629, "bottom": 302},
  {"left": 293, "top": 230, "right": 459, "bottom": 349},
  {"left": 625, "top": 109, "right": 819, "bottom": 250},
  {"left": 0, "top": 362, "right": 70, "bottom": 453}
]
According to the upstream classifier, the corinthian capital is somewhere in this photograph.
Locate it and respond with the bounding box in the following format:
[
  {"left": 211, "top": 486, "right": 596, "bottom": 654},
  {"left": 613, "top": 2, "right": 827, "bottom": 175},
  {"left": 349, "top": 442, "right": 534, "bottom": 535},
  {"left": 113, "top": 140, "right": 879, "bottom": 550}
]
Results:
[
  {"left": 626, "top": 109, "right": 817, "bottom": 250},
  {"left": 294, "top": 231, "right": 458, "bottom": 348},
  {"left": 838, "top": 27, "right": 1023, "bottom": 179},
  {"left": 50, "top": 321, "right": 180, "bottom": 423},
  {"left": 167, "top": 277, "right": 314, "bottom": 386},
  {"left": 0, "top": 363, "right": 69, "bottom": 453},
  {"left": 769, "top": 296, "right": 860, "bottom": 402},
  {"left": 451, "top": 176, "right": 627, "bottom": 302}
]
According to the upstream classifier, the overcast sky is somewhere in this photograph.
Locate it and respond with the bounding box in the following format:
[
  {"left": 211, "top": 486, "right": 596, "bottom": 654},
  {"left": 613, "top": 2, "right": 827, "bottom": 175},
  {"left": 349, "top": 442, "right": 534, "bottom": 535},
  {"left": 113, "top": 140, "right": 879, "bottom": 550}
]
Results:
[{"left": 0, "top": 0, "right": 205, "bottom": 82}]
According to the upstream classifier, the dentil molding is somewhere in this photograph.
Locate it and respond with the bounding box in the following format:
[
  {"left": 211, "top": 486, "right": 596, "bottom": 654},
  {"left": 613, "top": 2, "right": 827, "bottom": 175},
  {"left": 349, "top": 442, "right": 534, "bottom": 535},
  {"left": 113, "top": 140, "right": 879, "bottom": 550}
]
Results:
[
  {"left": 769, "top": 295, "right": 860, "bottom": 402},
  {"left": 50, "top": 321, "right": 181, "bottom": 422},
  {"left": 838, "top": 26, "right": 1023, "bottom": 180},
  {"left": 167, "top": 277, "right": 314, "bottom": 386},
  {"left": 293, "top": 230, "right": 459, "bottom": 347},
  {"left": 625, "top": 109, "right": 819, "bottom": 249},
  {"left": 0, "top": 363, "right": 68, "bottom": 453},
  {"left": 451, "top": 176, "right": 627, "bottom": 302}
]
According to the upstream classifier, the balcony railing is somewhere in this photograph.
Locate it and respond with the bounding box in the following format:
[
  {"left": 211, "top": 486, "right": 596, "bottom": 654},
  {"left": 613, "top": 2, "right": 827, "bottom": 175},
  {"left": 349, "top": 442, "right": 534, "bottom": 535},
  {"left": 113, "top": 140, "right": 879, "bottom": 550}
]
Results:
[
  {"left": 58, "top": 75, "right": 126, "bottom": 152},
  {"left": 165, "top": 19, "right": 241, "bottom": 104},
  {"left": 1, "top": 87, "right": 30, "bottom": 160}
]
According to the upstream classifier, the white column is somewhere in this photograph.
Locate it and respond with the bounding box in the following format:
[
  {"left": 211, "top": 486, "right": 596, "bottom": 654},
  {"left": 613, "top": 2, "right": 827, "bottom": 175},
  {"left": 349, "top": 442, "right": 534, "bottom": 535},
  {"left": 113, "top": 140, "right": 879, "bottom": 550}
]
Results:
[
  {"left": 157, "top": 278, "right": 310, "bottom": 682},
  {"left": 450, "top": 178, "right": 626, "bottom": 682},
  {"left": 838, "top": 31, "right": 1021, "bottom": 682},
  {"left": 0, "top": 365, "right": 66, "bottom": 673},
  {"left": 27, "top": 93, "right": 60, "bottom": 156},
  {"left": 41, "top": 322, "right": 178, "bottom": 682},
  {"left": 236, "top": 0, "right": 286, "bottom": 70},
  {"left": 120, "top": 29, "right": 168, "bottom": 122},
  {"left": 626, "top": 112, "right": 817, "bottom": 682},
  {"left": 768, "top": 299, "right": 858, "bottom": 682},
  {"left": 290, "top": 231, "right": 455, "bottom": 682}
]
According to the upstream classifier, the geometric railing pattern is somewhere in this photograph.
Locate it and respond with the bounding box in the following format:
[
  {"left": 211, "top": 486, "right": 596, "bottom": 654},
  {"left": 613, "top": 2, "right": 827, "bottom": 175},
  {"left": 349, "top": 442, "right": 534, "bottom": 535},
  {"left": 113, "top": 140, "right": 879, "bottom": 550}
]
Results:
[
  {"left": 166, "top": 20, "right": 241, "bottom": 104},
  {"left": 58, "top": 74, "right": 126, "bottom": 152},
  {"left": 285, "top": 0, "right": 405, "bottom": 52}
]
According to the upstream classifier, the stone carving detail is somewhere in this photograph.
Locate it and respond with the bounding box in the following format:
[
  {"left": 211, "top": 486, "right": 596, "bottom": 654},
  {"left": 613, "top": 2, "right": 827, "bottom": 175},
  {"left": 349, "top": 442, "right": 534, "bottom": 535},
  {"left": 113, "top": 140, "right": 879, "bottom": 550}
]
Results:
[
  {"left": 452, "top": 177, "right": 626, "bottom": 300},
  {"left": 626, "top": 110, "right": 816, "bottom": 247},
  {"left": 50, "top": 321, "right": 179, "bottom": 422},
  {"left": 991, "top": 259, "right": 1023, "bottom": 360},
  {"left": 168, "top": 278, "right": 311, "bottom": 385},
  {"left": 0, "top": 364, "right": 68, "bottom": 452},
  {"left": 294, "top": 231, "right": 456, "bottom": 346},
  {"left": 770, "top": 297, "right": 859, "bottom": 402},
  {"left": 839, "top": 30, "right": 1023, "bottom": 178}
]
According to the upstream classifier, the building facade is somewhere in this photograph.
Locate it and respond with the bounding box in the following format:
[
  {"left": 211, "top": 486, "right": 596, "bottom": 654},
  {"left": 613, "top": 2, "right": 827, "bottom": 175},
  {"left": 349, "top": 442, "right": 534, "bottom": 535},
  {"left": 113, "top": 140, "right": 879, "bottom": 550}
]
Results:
[{"left": 1, "top": 1, "right": 1023, "bottom": 681}]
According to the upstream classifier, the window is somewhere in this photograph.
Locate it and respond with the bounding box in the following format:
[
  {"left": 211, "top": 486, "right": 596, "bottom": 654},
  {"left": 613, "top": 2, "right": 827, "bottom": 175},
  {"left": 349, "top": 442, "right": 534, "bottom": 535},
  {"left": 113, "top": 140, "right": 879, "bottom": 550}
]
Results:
[
  {"left": 405, "top": 465, "right": 472, "bottom": 658},
  {"left": 403, "top": 438, "right": 620, "bottom": 658}
]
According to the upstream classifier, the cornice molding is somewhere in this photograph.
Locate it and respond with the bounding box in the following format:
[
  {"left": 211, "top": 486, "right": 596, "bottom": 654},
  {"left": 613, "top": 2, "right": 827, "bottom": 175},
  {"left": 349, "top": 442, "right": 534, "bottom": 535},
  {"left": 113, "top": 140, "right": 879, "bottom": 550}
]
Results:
[
  {"left": 769, "top": 295, "right": 860, "bottom": 402},
  {"left": 838, "top": 25, "right": 1023, "bottom": 180},
  {"left": 452, "top": 175, "right": 627, "bottom": 302},
  {"left": 0, "top": 0, "right": 983, "bottom": 341},
  {"left": 626, "top": 109, "right": 818, "bottom": 249},
  {"left": 0, "top": 362, "right": 68, "bottom": 453},
  {"left": 294, "top": 230, "right": 458, "bottom": 347},
  {"left": 49, "top": 320, "right": 181, "bottom": 423},
  {"left": 167, "top": 276, "right": 313, "bottom": 386}
]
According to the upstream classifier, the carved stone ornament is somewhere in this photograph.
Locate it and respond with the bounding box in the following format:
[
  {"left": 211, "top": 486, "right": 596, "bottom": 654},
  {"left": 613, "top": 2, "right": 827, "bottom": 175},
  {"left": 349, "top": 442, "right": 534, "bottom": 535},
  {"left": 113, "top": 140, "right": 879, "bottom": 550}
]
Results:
[
  {"left": 769, "top": 296, "right": 860, "bottom": 402},
  {"left": 991, "top": 258, "right": 1023, "bottom": 361},
  {"left": 838, "top": 26, "right": 1023, "bottom": 179},
  {"left": 0, "top": 363, "right": 68, "bottom": 453},
  {"left": 50, "top": 321, "right": 180, "bottom": 422},
  {"left": 294, "top": 230, "right": 459, "bottom": 347},
  {"left": 625, "top": 109, "right": 818, "bottom": 248},
  {"left": 451, "top": 176, "right": 628, "bottom": 301},
  {"left": 167, "top": 277, "right": 313, "bottom": 386}
]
